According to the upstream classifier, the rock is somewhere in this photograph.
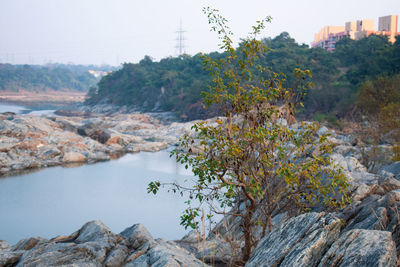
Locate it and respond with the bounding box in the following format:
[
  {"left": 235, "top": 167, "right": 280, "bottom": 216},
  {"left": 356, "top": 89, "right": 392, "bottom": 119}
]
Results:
[
  {"left": 0, "top": 250, "right": 24, "bottom": 266},
  {"left": 77, "top": 123, "right": 111, "bottom": 144},
  {"left": 181, "top": 230, "right": 201, "bottom": 243},
  {"left": 383, "top": 161, "right": 400, "bottom": 179},
  {"left": 87, "top": 151, "right": 110, "bottom": 162},
  {"left": 127, "top": 239, "right": 205, "bottom": 267},
  {"left": 0, "top": 220, "right": 206, "bottom": 267},
  {"left": 0, "top": 240, "right": 10, "bottom": 250},
  {"left": 12, "top": 237, "right": 47, "bottom": 251},
  {"left": 318, "top": 229, "right": 397, "bottom": 267},
  {"left": 15, "top": 242, "right": 100, "bottom": 266},
  {"left": 352, "top": 183, "right": 377, "bottom": 202},
  {"left": 317, "top": 126, "right": 329, "bottom": 136},
  {"left": 136, "top": 142, "right": 169, "bottom": 152},
  {"left": 0, "top": 112, "right": 192, "bottom": 176},
  {"left": 380, "top": 177, "right": 400, "bottom": 193},
  {"left": 246, "top": 212, "right": 341, "bottom": 267},
  {"left": 120, "top": 223, "right": 156, "bottom": 249},
  {"left": 38, "top": 146, "right": 62, "bottom": 159},
  {"left": 75, "top": 220, "right": 114, "bottom": 243},
  {"left": 0, "top": 142, "right": 16, "bottom": 152},
  {"left": 104, "top": 244, "right": 129, "bottom": 267},
  {"left": 62, "top": 151, "right": 87, "bottom": 163}
]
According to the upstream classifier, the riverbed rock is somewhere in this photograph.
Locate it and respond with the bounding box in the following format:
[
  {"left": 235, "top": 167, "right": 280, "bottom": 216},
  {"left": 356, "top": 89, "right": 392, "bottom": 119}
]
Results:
[
  {"left": 246, "top": 212, "right": 341, "bottom": 267},
  {"left": 0, "top": 250, "right": 24, "bottom": 266},
  {"left": 12, "top": 237, "right": 47, "bottom": 251},
  {"left": 0, "top": 240, "right": 9, "bottom": 250},
  {"left": 78, "top": 123, "right": 111, "bottom": 144},
  {"left": 74, "top": 220, "right": 114, "bottom": 243},
  {"left": 121, "top": 223, "right": 156, "bottom": 249},
  {"left": 62, "top": 151, "right": 87, "bottom": 163},
  {"left": 1, "top": 220, "right": 205, "bottom": 267},
  {"left": 0, "top": 112, "right": 196, "bottom": 177},
  {"left": 383, "top": 161, "right": 400, "bottom": 179},
  {"left": 318, "top": 229, "right": 397, "bottom": 267}
]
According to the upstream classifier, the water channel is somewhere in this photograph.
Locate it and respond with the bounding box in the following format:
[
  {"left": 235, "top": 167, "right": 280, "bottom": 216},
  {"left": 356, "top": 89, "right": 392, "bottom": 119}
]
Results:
[{"left": 0, "top": 103, "right": 195, "bottom": 245}]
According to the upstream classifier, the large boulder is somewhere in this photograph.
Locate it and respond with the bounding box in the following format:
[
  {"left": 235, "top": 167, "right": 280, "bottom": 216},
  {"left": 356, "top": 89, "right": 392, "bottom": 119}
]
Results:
[
  {"left": 62, "top": 151, "right": 87, "bottom": 163},
  {"left": 318, "top": 229, "right": 397, "bottom": 267},
  {"left": 246, "top": 212, "right": 341, "bottom": 267},
  {"left": 0, "top": 220, "right": 206, "bottom": 267},
  {"left": 120, "top": 223, "right": 156, "bottom": 249},
  {"left": 74, "top": 220, "right": 114, "bottom": 243},
  {"left": 78, "top": 123, "right": 111, "bottom": 144}
]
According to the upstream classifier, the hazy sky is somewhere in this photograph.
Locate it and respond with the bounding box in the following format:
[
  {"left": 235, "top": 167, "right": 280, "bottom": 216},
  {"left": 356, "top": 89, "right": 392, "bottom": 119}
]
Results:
[{"left": 0, "top": 0, "right": 399, "bottom": 65}]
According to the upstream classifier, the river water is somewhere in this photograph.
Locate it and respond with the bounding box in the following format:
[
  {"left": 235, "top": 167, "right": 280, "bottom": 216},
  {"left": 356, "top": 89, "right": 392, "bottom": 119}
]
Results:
[
  {"left": 0, "top": 103, "right": 196, "bottom": 245},
  {"left": 0, "top": 103, "right": 55, "bottom": 116}
]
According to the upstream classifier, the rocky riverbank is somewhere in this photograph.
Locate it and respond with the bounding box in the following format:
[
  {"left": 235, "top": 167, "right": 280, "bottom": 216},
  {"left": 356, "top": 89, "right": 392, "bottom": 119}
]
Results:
[
  {"left": 0, "top": 111, "right": 194, "bottom": 177},
  {"left": 0, "top": 220, "right": 205, "bottom": 266},
  {"left": 1, "top": 111, "right": 400, "bottom": 266}
]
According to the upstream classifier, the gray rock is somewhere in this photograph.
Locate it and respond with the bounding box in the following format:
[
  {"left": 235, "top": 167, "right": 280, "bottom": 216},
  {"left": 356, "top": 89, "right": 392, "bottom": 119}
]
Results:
[
  {"left": 148, "top": 240, "right": 204, "bottom": 267},
  {"left": 15, "top": 242, "right": 99, "bottom": 267},
  {"left": 317, "top": 126, "right": 329, "bottom": 136},
  {"left": 246, "top": 212, "right": 341, "bottom": 267},
  {"left": 12, "top": 237, "right": 47, "bottom": 251},
  {"left": 104, "top": 244, "right": 129, "bottom": 267},
  {"left": 126, "top": 253, "right": 149, "bottom": 267},
  {"left": 384, "top": 161, "right": 400, "bottom": 179},
  {"left": 75, "top": 220, "right": 114, "bottom": 243},
  {"left": 120, "top": 223, "right": 155, "bottom": 249},
  {"left": 0, "top": 250, "right": 24, "bottom": 266},
  {"left": 0, "top": 240, "right": 9, "bottom": 250},
  {"left": 318, "top": 229, "right": 397, "bottom": 267},
  {"left": 379, "top": 177, "right": 400, "bottom": 193}
]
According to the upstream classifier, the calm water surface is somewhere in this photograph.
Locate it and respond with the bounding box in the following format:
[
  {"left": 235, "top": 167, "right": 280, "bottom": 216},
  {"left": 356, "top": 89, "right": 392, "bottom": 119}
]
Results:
[
  {"left": 0, "top": 103, "right": 30, "bottom": 114},
  {"left": 0, "top": 151, "right": 195, "bottom": 245},
  {"left": 0, "top": 103, "right": 55, "bottom": 116}
]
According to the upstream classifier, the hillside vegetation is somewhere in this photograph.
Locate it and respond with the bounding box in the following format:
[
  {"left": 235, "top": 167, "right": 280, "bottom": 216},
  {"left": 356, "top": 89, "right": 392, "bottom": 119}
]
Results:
[
  {"left": 86, "top": 33, "right": 400, "bottom": 121},
  {"left": 0, "top": 64, "right": 111, "bottom": 92}
]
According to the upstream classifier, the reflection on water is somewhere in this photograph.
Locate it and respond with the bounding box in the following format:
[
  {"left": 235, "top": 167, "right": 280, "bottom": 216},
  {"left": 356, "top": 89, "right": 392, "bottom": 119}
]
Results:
[{"left": 0, "top": 151, "right": 195, "bottom": 245}]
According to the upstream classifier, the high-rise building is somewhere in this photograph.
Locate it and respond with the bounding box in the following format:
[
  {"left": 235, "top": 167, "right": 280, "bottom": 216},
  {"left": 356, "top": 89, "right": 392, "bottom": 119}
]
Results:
[
  {"left": 377, "top": 15, "right": 398, "bottom": 43},
  {"left": 312, "top": 15, "right": 399, "bottom": 50}
]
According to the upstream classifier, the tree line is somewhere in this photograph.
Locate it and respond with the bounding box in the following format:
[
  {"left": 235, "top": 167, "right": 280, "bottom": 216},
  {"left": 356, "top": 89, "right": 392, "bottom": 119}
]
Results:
[
  {"left": 86, "top": 33, "right": 400, "bottom": 123},
  {"left": 0, "top": 64, "right": 109, "bottom": 92}
]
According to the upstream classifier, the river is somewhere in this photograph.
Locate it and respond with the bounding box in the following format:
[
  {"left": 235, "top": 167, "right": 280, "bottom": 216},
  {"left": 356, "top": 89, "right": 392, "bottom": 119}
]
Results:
[
  {"left": 0, "top": 103, "right": 196, "bottom": 245},
  {"left": 0, "top": 103, "right": 55, "bottom": 116}
]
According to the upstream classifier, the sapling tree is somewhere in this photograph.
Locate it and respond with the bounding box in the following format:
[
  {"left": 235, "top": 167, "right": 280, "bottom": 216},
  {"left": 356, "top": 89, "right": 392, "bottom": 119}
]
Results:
[{"left": 148, "top": 7, "right": 350, "bottom": 264}]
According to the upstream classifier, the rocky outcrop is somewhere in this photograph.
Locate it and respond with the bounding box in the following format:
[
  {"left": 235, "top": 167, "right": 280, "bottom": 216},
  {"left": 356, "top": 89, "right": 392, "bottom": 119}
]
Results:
[
  {"left": 0, "top": 220, "right": 205, "bottom": 267},
  {"left": 318, "top": 229, "right": 397, "bottom": 267},
  {"left": 182, "top": 128, "right": 400, "bottom": 266},
  {"left": 0, "top": 112, "right": 196, "bottom": 176}
]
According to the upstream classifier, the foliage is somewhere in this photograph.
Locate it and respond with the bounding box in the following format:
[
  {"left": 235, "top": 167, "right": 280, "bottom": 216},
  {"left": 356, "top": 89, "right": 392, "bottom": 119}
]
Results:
[
  {"left": 148, "top": 9, "right": 350, "bottom": 264},
  {"left": 0, "top": 64, "right": 100, "bottom": 92},
  {"left": 85, "top": 25, "right": 400, "bottom": 125},
  {"left": 355, "top": 74, "right": 400, "bottom": 170},
  {"left": 357, "top": 75, "right": 400, "bottom": 116},
  {"left": 357, "top": 74, "right": 400, "bottom": 143},
  {"left": 86, "top": 55, "right": 213, "bottom": 120}
]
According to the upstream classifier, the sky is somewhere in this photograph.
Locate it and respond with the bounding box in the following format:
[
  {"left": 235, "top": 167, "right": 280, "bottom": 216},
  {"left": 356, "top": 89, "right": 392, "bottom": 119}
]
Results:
[{"left": 0, "top": 0, "right": 399, "bottom": 66}]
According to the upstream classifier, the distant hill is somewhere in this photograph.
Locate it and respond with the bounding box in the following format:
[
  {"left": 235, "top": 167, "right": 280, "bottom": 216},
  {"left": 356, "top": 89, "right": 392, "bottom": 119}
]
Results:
[
  {"left": 0, "top": 64, "right": 117, "bottom": 92},
  {"left": 83, "top": 33, "right": 399, "bottom": 121}
]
